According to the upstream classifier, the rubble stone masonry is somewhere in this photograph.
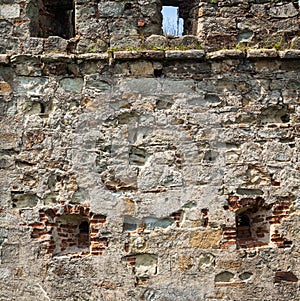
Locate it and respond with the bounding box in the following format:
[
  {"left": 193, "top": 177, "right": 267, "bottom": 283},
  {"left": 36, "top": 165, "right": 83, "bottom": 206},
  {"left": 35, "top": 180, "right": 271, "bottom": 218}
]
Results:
[{"left": 0, "top": 0, "right": 300, "bottom": 300}]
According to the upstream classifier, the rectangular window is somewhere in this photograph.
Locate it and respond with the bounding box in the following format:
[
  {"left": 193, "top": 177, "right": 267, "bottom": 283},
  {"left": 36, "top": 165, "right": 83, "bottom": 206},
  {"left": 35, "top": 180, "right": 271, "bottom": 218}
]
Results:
[
  {"left": 162, "top": 6, "right": 183, "bottom": 36},
  {"left": 161, "top": 0, "right": 198, "bottom": 36},
  {"left": 28, "top": 0, "right": 75, "bottom": 39}
]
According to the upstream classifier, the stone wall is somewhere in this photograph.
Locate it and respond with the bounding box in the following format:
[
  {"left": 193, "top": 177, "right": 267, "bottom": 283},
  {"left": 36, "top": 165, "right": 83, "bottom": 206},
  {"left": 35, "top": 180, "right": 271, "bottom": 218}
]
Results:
[
  {"left": 0, "top": 1, "right": 300, "bottom": 301},
  {"left": 0, "top": 0, "right": 299, "bottom": 52},
  {"left": 199, "top": 0, "right": 300, "bottom": 49},
  {"left": 1, "top": 48, "right": 300, "bottom": 301}
]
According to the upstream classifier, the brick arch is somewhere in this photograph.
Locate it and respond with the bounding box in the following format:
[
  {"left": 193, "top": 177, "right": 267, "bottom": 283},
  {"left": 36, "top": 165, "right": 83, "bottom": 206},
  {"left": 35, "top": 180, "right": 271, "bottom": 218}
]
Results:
[
  {"left": 29, "top": 203, "right": 108, "bottom": 256},
  {"left": 222, "top": 196, "right": 293, "bottom": 249}
]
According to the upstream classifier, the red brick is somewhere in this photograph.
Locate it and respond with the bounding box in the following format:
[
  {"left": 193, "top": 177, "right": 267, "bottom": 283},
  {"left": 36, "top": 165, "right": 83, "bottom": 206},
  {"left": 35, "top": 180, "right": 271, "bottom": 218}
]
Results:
[
  {"left": 57, "top": 232, "right": 68, "bottom": 238},
  {"left": 125, "top": 256, "right": 136, "bottom": 265},
  {"left": 46, "top": 222, "right": 57, "bottom": 227},
  {"left": 91, "top": 250, "right": 105, "bottom": 255},
  {"left": 29, "top": 222, "right": 45, "bottom": 229},
  {"left": 124, "top": 243, "right": 129, "bottom": 252}
]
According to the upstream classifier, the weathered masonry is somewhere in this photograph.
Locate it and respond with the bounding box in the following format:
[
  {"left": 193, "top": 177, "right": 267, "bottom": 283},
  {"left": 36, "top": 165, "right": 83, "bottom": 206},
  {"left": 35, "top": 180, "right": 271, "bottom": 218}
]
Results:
[
  {"left": 0, "top": 0, "right": 299, "bottom": 53},
  {"left": 0, "top": 1, "right": 300, "bottom": 301}
]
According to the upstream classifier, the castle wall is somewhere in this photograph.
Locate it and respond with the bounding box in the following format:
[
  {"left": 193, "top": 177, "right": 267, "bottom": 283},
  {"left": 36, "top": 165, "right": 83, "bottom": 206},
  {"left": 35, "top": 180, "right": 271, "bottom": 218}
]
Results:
[
  {"left": 0, "top": 1, "right": 300, "bottom": 301},
  {"left": 0, "top": 1, "right": 299, "bottom": 52}
]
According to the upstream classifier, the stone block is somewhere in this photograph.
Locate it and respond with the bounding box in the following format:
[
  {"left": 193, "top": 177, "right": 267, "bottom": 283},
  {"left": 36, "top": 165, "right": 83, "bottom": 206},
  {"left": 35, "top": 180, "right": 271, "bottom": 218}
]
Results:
[
  {"left": 0, "top": 38, "right": 20, "bottom": 55},
  {"left": 119, "top": 78, "right": 159, "bottom": 94},
  {"left": 274, "top": 271, "right": 298, "bottom": 283},
  {"left": 44, "top": 36, "right": 68, "bottom": 53},
  {"left": 11, "top": 193, "right": 39, "bottom": 208},
  {"left": 0, "top": 55, "right": 9, "bottom": 64},
  {"left": 98, "top": 2, "right": 124, "bottom": 17},
  {"left": 215, "top": 271, "right": 234, "bottom": 283},
  {"left": 0, "top": 132, "right": 19, "bottom": 149},
  {"left": 84, "top": 75, "right": 111, "bottom": 92},
  {"left": 198, "top": 253, "right": 215, "bottom": 270},
  {"left": 23, "top": 38, "right": 44, "bottom": 55},
  {"left": 269, "top": 3, "right": 298, "bottom": 18},
  {"left": 1, "top": 243, "right": 19, "bottom": 263},
  {"left": 0, "top": 20, "right": 12, "bottom": 36},
  {"left": 129, "top": 61, "right": 153, "bottom": 76},
  {"left": 145, "top": 35, "right": 168, "bottom": 48},
  {"left": 279, "top": 50, "right": 300, "bottom": 59},
  {"left": 166, "top": 50, "right": 205, "bottom": 59},
  {"left": 0, "top": 268, "right": 11, "bottom": 280},
  {"left": 0, "top": 4, "right": 20, "bottom": 18},
  {"left": 178, "top": 256, "right": 193, "bottom": 271},
  {"left": 60, "top": 77, "right": 84, "bottom": 93},
  {"left": 14, "top": 76, "right": 48, "bottom": 96},
  {"left": 247, "top": 49, "right": 278, "bottom": 58},
  {"left": 206, "top": 50, "right": 244, "bottom": 59},
  {"left": 0, "top": 81, "right": 11, "bottom": 95},
  {"left": 135, "top": 254, "right": 158, "bottom": 277},
  {"left": 189, "top": 229, "right": 222, "bottom": 249},
  {"left": 113, "top": 50, "right": 164, "bottom": 60},
  {"left": 76, "top": 38, "right": 107, "bottom": 54}
]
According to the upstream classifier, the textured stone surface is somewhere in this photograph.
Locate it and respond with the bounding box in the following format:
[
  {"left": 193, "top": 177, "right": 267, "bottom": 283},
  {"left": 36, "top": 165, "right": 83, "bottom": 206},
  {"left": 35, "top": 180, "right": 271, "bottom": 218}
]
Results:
[
  {"left": 0, "top": 1, "right": 300, "bottom": 301},
  {"left": 0, "top": 0, "right": 298, "bottom": 53},
  {"left": 0, "top": 50, "right": 299, "bottom": 300}
]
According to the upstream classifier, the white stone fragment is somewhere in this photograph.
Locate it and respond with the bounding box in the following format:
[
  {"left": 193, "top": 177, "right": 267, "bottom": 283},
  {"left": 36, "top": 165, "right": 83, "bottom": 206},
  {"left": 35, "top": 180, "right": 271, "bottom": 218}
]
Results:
[{"left": 0, "top": 4, "right": 20, "bottom": 18}]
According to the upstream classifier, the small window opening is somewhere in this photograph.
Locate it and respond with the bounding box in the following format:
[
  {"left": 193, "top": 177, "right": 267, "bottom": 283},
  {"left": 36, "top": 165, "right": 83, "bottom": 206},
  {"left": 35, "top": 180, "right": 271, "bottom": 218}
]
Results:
[
  {"left": 236, "top": 214, "right": 252, "bottom": 240},
  {"left": 55, "top": 215, "right": 90, "bottom": 254},
  {"left": 162, "top": 6, "right": 183, "bottom": 36},
  {"left": 124, "top": 3, "right": 132, "bottom": 10},
  {"left": 236, "top": 205, "right": 270, "bottom": 249},
  {"left": 161, "top": 0, "right": 198, "bottom": 36},
  {"left": 78, "top": 221, "right": 90, "bottom": 248},
  {"left": 79, "top": 221, "right": 89, "bottom": 234},
  {"left": 280, "top": 114, "right": 290, "bottom": 123},
  {"left": 29, "top": 0, "right": 75, "bottom": 39},
  {"left": 154, "top": 68, "right": 163, "bottom": 78}
]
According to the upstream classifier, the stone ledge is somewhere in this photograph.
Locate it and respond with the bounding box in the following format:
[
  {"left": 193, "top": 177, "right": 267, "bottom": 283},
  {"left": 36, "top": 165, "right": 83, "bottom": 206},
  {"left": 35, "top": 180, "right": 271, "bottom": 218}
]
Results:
[
  {"left": 247, "top": 49, "right": 278, "bottom": 58},
  {"left": 206, "top": 50, "right": 245, "bottom": 59},
  {"left": 2, "top": 49, "right": 300, "bottom": 65},
  {"left": 10, "top": 54, "right": 41, "bottom": 63},
  {"left": 17, "top": 53, "right": 110, "bottom": 63},
  {"left": 41, "top": 53, "right": 75, "bottom": 63},
  {"left": 278, "top": 50, "right": 300, "bottom": 59},
  {"left": 76, "top": 53, "right": 109, "bottom": 60},
  {"left": 165, "top": 50, "right": 205, "bottom": 59},
  {"left": 113, "top": 50, "right": 164, "bottom": 60}
]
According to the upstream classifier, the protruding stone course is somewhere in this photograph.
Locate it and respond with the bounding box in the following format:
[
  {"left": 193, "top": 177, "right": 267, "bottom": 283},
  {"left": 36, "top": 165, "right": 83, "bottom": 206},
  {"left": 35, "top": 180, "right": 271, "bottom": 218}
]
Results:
[
  {"left": 247, "top": 49, "right": 278, "bottom": 58},
  {"left": 166, "top": 49, "right": 205, "bottom": 59},
  {"left": 206, "top": 49, "right": 244, "bottom": 59}
]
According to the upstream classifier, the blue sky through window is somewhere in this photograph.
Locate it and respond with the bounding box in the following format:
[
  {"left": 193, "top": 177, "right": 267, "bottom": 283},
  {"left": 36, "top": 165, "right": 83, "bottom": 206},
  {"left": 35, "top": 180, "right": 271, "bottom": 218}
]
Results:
[
  {"left": 162, "top": 2, "right": 300, "bottom": 36},
  {"left": 162, "top": 6, "right": 184, "bottom": 36}
]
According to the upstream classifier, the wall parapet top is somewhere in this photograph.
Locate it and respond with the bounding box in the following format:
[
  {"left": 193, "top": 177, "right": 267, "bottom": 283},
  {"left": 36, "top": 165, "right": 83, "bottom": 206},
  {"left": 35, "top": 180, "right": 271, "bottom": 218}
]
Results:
[
  {"left": 0, "top": 0, "right": 299, "bottom": 54},
  {"left": 1, "top": 49, "right": 300, "bottom": 67}
]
